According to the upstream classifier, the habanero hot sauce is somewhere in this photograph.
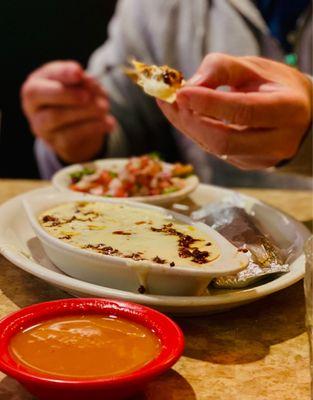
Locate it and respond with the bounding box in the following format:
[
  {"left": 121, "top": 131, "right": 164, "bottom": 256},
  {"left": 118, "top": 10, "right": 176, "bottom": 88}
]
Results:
[{"left": 9, "top": 315, "right": 161, "bottom": 379}]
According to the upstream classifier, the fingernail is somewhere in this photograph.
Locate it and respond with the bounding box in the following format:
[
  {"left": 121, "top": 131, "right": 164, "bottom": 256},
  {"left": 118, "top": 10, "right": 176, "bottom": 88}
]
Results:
[
  {"left": 64, "top": 66, "right": 83, "bottom": 83},
  {"left": 186, "top": 73, "right": 204, "bottom": 86},
  {"left": 72, "top": 69, "right": 83, "bottom": 81}
]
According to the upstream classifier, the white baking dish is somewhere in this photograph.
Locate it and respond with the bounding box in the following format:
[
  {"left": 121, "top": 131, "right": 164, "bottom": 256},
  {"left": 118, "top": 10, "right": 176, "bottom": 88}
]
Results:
[{"left": 23, "top": 191, "right": 248, "bottom": 296}]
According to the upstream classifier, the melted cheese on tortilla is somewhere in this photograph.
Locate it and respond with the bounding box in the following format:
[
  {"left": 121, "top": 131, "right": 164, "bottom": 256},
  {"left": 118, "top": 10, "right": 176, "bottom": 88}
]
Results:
[
  {"left": 125, "top": 60, "right": 184, "bottom": 104},
  {"left": 137, "top": 75, "right": 178, "bottom": 103},
  {"left": 39, "top": 202, "right": 220, "bottom": 268}
]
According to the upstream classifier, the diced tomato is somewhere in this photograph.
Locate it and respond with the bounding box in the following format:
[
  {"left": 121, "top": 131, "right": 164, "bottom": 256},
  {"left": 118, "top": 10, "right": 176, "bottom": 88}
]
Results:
[
  {"left": 98, "top": 171, "right": 113, "bottom": 185},
  {"left": 115, "top": 187, "right": 128, "bottom": 197},
  {"left": 123, "top": 180, "right": 134, "bottom": 192},
  {"left": 140, "top": 156, "right": 149, "bottom": 168},
  {"left": 150, "top": 164, "right": 162, "bottom": 175},
  {"left": 159, "top": 180, "right": 171, "bottom": 189},
  {"left": 69, "top": 182, "right": 101, "bottom": 194},
  {"left": 69, "top": 184, "right": 82, "bottom": 192},
  {"left": 149, "top": 188, "right": 161, "bottom": 196}
]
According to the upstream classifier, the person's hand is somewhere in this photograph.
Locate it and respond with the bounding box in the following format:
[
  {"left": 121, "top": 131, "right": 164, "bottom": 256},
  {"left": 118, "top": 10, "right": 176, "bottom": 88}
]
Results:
[
  {"left": 157, "top": 54, "right": 312, "bottom": 170},
  {"left": 21, "top": 61, "right": 116, "bottom": 163}
]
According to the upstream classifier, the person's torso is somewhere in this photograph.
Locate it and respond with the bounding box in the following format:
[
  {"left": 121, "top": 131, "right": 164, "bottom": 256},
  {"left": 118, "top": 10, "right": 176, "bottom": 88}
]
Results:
[{"left": 138, "top": 0, "right": 312, "bottom": 188}]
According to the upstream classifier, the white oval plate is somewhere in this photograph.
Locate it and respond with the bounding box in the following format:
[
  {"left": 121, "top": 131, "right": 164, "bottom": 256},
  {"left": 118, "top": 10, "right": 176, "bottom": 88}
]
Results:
[
  {"left": 52, "top": 158, "right": 199, "bottom": 206},
  {"left": 0, "top": 186, "right": 310, "bottom": 316}
]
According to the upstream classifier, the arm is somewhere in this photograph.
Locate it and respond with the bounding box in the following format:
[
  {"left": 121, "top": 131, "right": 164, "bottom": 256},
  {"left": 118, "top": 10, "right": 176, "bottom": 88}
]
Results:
[{"left": 23, "top": 0, "right": 170, "bottom": 178}]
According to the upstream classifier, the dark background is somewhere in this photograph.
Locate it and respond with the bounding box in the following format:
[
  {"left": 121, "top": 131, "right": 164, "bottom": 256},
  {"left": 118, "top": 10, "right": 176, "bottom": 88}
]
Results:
[{"left": 0, "top": 0, "right": 117, "bottom": 179}]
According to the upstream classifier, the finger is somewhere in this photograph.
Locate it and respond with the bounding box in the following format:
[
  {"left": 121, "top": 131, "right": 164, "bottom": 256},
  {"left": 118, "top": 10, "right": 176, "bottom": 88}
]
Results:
[
  {"left": 222, "top": 126, "right": 298, "bottom": 162},
  {"left": 177, "top": 107, "right": 234, "bottom": 156},
  {"left": 32, "top": 98, "right": 110, "bottom": 134},
  {"left": 158, "top": 99, "right": 297, "bottom": 162},
  {"left": 34, "top": 61, "right": 85, "bottom": 85},
  {"left": 105, "top": 114, "right": 117, "bottom": 132},
  {"left": 159, "top": 99, "right": 235, "bottom": 155},
  {"left": 82, "top": 74, "right": 108, "bottom": 97},
  {"left": 186, "top": 53, "right": 262, "bottom": 88},
  {"left": 181, "top": 113, "right": 298, "bottom": 162},
  {"left": 22, "top": 78, "right": 91, "bottom": 114},
  {"left": 157, "top": 99, "right": 225, "bottom": 153},
  {"left": 177, "top": 86, "right": 294, "bottom": 127},
  {"left": 156, "top": 99, "right": 179, "bottom": 121}
]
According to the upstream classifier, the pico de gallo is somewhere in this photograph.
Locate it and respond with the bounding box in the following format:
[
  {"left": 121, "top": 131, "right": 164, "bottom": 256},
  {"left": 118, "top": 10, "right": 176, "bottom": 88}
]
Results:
[{"left": 68, "top": 154, "right": 194, "bottom": 198}]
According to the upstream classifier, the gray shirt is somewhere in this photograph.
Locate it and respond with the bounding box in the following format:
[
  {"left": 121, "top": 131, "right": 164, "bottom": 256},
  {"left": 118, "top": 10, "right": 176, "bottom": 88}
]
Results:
[{"left": 36, "top": 0, "right": 312, "bottom": 188}]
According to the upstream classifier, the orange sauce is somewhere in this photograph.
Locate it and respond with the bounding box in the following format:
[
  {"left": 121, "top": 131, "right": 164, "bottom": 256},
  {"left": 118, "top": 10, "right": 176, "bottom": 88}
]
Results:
[{"left": 9, "top": 315, "right": 161, "bottom": 379}]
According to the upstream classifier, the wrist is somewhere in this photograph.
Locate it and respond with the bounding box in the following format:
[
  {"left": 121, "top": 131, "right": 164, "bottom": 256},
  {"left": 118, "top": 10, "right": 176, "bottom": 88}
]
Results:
[{"left": 276, "top": 125, "right": 312, "bottom": 175}]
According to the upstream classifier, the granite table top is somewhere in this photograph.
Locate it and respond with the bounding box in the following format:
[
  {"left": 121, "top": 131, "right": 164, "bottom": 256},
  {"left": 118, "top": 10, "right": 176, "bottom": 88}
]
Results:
[{"left": 0, "top": 179, "right": 312, "bottom": 400}]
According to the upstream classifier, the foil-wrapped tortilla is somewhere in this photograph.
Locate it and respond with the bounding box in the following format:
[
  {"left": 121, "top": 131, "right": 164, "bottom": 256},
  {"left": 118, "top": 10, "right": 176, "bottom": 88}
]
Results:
[{"left": 192, "top": 201, "right": 289, "bottom": 289}]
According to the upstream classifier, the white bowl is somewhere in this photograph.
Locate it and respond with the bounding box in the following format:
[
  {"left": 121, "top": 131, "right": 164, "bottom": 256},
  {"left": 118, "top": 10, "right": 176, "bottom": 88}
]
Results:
[
  {"left": 52, "top": 158, "right": 199, "bottom": 206},
  {"left": 23, "top": 192, "right": 248, "bottom": 296}
]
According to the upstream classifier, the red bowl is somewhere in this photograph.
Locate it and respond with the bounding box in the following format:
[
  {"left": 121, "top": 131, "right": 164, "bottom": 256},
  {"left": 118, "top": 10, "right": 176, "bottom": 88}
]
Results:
[{"left": 0, "top": 298, "right": 184, "bottom": 400}]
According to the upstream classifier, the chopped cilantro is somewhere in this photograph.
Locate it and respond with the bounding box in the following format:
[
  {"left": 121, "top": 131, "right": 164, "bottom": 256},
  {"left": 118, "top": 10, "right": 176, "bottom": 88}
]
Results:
[
  {"left": 70, "top": 167, "right": 95, "bottom": 183},
  {"left": 163, "top": 187, "right": 178, "bottom": 194},
  {"left": 180, "top": 171, "right": 194, "bottom": 178},
  {"left": 148, "top": 151, "right": 162, "bottom": 160}
]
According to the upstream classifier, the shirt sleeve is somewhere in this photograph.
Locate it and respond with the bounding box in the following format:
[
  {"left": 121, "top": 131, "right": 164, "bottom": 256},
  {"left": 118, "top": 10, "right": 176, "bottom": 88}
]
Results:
[
  {"left": 34, "top": 139, "right": 64, "bottom": 180},
  {"left": 87, "top": 0, "right": 171, "bottom": 158}
]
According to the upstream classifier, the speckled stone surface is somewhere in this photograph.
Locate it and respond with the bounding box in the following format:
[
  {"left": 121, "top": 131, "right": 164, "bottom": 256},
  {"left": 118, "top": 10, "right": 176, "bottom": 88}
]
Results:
[{"left": 0, "top": 180, "right": 311, "bottom": 400}]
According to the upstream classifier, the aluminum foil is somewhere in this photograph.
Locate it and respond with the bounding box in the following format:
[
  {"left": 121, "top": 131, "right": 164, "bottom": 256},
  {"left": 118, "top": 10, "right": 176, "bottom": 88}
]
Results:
[{"left": 192, "top": 198, "right": 289, "bottom": 289}]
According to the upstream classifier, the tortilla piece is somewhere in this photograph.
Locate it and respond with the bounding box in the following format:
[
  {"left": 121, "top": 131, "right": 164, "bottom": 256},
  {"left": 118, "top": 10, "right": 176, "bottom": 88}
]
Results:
[{"left": 125, "top": 60, "right": 184, "bottom": 103}]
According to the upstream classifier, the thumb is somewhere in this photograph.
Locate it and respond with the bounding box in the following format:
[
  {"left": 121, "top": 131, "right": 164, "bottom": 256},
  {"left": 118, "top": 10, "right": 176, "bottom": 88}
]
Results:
[
  {"left": 187, "top": 53, "right": 260, "bottom": 89},
  {"left": 37, "top": 61, "right": 85, "bottom": 85}
]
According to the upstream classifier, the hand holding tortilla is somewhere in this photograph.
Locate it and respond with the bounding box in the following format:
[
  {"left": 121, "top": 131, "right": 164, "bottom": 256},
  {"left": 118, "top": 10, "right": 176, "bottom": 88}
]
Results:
[{"left": 156, "top": 54, "right": 312, "bottom": 170}]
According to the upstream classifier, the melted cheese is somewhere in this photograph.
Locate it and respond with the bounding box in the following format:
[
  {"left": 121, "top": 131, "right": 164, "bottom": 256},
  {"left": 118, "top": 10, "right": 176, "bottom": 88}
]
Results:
[
  {"left": 39, "top": 202, "right": 220, "bottom": 268},
  {"left": 137, "top": 75, "right": 178, "bottom": 103},
  {"left": 125, "top": 60, "right": 184, "bottom": 104}
]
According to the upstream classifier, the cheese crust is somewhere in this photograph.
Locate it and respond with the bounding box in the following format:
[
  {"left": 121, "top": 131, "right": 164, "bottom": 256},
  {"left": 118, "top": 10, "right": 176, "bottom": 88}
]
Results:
[{"left": 39, "top": 201, "right": 220, "bottom": 268}]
